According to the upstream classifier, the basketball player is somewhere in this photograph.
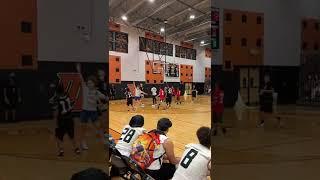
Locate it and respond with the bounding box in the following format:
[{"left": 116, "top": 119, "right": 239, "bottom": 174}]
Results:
[
  {"left": 3, "top": 73, "right": 22, "bottom": 122},
  {"left": 151, "top": 86, "right": 158, "bottom": 106},
  {"left": 172, "top": 86, "right": 176, "bottom": 98},
  {"left": 76, "top": 63, "right": 107, "bottom": 150},
  {"left": 110, "top": 115, "right": 146, "bottom": 177},
  {"left": 96, "top": 69, "right": 108, "bottom": 136},
  {"left": 176, "top": 88, "right": 182, "bottom": 105},
  {"left": 166, "top": 85, "right": 173, "bottom": 108},
  {"left": 52, "top": 84, "right": 80, "bottom": 157},
  {"left": 158, "top": 87, "right": 165, "bottom": 110},
  {"left": 213, "top": 83, "right": 226, "bottom": 136},
  {"left": 145, "top": 118, "right": 181, "bottom": 180},
  {"left": 258, "top": 76, "right": 274, "bottom": 127},
  {"left": 115, "top": 115, "right": 146, "bottom": 157},
  {"left": 125, "top": 88, "right": 135, "bottom": 111},
  {"left": 192, "top": 85, "right": 197, "bottom": 102},
  {"left": 172, "top": 126, "right": 211, "bottom": 180},
  {"left": 110, "top": 84, "right": 116, "bottom": 100},
  {"left": 133, "top": 82, "right": 147, "bottom": 108}
]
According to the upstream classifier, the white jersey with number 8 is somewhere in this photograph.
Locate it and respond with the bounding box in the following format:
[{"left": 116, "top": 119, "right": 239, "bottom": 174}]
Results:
[
  {"left": 172, "top": 144, "right": 211, "bottom": 180},
  {"left": 115, "top": 125, "right": 145, "bottom": 157}
]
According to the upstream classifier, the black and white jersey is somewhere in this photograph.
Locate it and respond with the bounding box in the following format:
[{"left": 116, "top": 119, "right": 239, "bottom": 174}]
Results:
[
  {"left": 125, "top": 91, "right": 133, "bottom": 99},
  {"left": 115, "top": 125, "right": 145, "bottom": 157},
  {"left": 55, "top": 95, "right": 74, "bottom": 118},
  {"left": 172, "top": 144, "right": 211, "bottom": 180},
  {"left": 167, "top": 87, "right": 173, "bottom": 95}
]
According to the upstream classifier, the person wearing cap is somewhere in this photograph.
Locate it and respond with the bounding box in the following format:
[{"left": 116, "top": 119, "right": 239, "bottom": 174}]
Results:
[
  {"left": 3, "top": 73, "right": 22, "bottom": 122},
  {"left": 146, "top": 118, "right": 181, "bottom": 180}
]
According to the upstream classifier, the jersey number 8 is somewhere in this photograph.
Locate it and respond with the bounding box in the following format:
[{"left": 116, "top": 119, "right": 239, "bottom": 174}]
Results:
[{"left": 180, "top": 149, "right": 198, "bottom": 169}]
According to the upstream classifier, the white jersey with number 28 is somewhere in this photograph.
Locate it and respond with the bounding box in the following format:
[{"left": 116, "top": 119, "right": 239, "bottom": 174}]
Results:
[
  {"left": 115, "top": 125, "right": 145, "bottom": 157},
  {"left": 172, "top": 144, "right": 211, "bottom": 180}
]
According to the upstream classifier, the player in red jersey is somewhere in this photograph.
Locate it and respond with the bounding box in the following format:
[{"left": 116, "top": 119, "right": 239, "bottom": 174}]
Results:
[
  {"left": 213, "top": 83, "right": 226, "bottom": 136},
  {"left": 158, "top": 87, "right": 166, "bottom": 109},
  {"left": 176, "top": 87, "right": 182, "bottom": 105}
]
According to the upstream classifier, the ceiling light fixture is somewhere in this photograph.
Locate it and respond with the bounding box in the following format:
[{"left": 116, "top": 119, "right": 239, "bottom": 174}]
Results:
[
  {"left": 121, "top": 15, "right": 128, "bottom": 21},
  {"left": 160, "top": 27, "right": 165, "bottom": 32},
  {"left": 190, "top": 15, "right": 195, "bottom": 20},
  {"left": 201, "top": 40, "right": 205, "bottom": 45},
  {"left": 149, "top": 0, "right": 155, "bottom": 3}
]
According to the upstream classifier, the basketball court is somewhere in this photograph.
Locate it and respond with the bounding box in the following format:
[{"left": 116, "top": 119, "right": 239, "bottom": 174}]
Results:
[
  {"left": 109, "top": 96, "right": 211, "bottom": 156},
  {"left": 1, "top": 0, "right": 320, "bottom": 179},
  {"left": 214, "top": 106, "right": 320, "bottom": 180},
  {"left": 109, "top": 0, "right": 211, "bottom": 164},
  {"left": 108, "top": 0, "right": 211, "bottom": 179}
]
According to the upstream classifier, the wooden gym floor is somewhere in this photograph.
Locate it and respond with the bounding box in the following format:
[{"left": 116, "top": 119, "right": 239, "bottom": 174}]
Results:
[
  {"left": 1, "top": 97, "right": 320, "bottom": 180},
  {"left": 0, "top": 119, "right": 107, "bottom": 180},
  {"left": 109, "top": 95, "right": 212, "bottom": 156},
  {"left": 214, "top": 106, "right": 320, "bottom": 180}
]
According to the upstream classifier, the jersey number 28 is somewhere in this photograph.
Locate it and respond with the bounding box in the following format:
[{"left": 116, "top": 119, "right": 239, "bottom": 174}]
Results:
[{"left": 119, "top": 128, "right": 136, "bottom": 143}]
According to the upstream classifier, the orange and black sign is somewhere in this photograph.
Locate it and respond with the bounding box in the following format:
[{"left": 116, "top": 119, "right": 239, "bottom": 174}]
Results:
[{"left": 57, "top": 73, "right": 82, "bottom": 112}]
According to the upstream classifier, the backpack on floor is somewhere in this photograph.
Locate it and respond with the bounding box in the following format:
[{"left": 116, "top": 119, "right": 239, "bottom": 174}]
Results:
[{"left": 130, "top": 130, "right": 163, "bottom": 170}]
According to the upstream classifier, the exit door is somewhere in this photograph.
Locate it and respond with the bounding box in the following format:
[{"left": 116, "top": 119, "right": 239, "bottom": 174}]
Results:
[{"left": 239, "top": 67, "right": 260, "bottom": 105}]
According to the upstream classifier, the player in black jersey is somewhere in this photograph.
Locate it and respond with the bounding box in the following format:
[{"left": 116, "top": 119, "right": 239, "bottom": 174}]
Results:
[
  {"left": 166, "top": 85, "right": 173, "bottom": 108},
  {"left": 52, "top": 84, "right": 80, "bottom": 157},
  {"left": 125, "top": 87, "right": 135, "bottom": 112}
]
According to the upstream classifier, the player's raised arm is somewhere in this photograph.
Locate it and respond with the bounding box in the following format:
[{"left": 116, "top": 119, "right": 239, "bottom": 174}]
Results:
[{"left": 75, "top": 63, "right": 85, "bottom": 86}]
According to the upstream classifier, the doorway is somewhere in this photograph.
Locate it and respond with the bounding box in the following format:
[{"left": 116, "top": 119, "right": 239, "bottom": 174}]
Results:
[{"left": 239, "top": 67, "right": 260, "bottom": 105}]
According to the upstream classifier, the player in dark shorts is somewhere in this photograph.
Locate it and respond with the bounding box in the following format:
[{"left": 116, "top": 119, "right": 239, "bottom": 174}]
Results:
[
  {"left": 192, "top": 86, "right": 197, "bottom": 101},
  {"left": 52, "top": 84, "right": 80, "bottom": 157},
  {"left": 3, "top": 73, "right": 22, "bottom": 122},
  {"left": 258, "top": 81, "right": 274, "bottom": 127},
  {"left": 125, "top": 88, "right": 135, "bottom": 111},
  {"left": 166, "top": 86, "right": 173, "bottom": 108},
  {"left": 110, "top": 84, "right": 116, "bottom": 100},
  {"left": 96, "top": 70, "right": 108, "bottom": 138}
]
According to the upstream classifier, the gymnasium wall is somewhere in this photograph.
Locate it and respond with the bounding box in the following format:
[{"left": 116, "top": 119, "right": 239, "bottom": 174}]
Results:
[
  {"left": 299, "top": 0, "right": 320, "bottom": 18},
  {"left": 0, "top": 0, "right": 37, "bottom": 70},
  {"left": 213, "top": 0, "right": 320, "bottom": 66},
  {"left": 0, "top": 0, "right": 109, "bottom": 121},
  {"left": 0, "top": 62, "right": 107, "bottom": 122},
  {"left": 109, "top": 25, "right": 211, "bottom": 83},
  {"left": 37, "top": 0, "right": 108, "bottom": 62}
]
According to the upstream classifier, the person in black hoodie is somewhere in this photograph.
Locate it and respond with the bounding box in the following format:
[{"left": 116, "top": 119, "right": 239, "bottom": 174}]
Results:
[
  {"left": 258, "top": 76, "right": 274, "bottom": 127},
  {"left": 3, "top": 73, "right": 22, "bottom": 122}
]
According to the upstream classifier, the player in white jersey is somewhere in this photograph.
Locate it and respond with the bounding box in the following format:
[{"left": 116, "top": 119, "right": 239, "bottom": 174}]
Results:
[
  {"left": 151, "top": 86, "right": 158, "bottom": 106},
  {"left": 172, "top": 127, "right": 211, "bottom": 180},
  {"left": 115, "top": 115, "right": 146, "bottom": 157},
  {"left": 110, "top": 115, "right": 146, "bottom": 177},
  {"left": 133, "top": 82, "right": 147, "bottom": 108},
  {"left": 145, "top": 118, "right": 181, "bottom": 180}
]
